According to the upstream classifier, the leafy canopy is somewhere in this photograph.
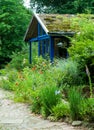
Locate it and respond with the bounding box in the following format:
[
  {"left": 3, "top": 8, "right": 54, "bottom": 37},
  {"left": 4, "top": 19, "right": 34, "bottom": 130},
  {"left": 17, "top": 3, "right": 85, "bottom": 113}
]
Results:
[
  {"left": 0, "top": 0, "right": 31, "bottom": 67},
  {"left": 30, "top": 0, "right": 94, "bottom": 14}
]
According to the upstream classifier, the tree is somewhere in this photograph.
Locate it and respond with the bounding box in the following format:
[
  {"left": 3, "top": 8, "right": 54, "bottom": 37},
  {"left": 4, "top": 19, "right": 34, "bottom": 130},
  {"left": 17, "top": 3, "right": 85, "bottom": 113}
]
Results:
[
  {"left": 0, "top": 0, "right": 31, "bottom": 67},
  {"left": 30, "top": 0, "right": 94, "bottom": 14}
]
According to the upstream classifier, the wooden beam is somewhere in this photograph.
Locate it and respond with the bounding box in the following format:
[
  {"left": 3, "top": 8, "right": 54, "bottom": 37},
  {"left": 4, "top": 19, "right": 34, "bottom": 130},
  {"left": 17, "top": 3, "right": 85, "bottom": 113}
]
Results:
[
  {"left": 50, "top": 37, "right": 54, "bottom": 62},
  {"left": 29, "top": 34, "right": 50, "bottom": 42},
  {"left": 34, "top": 12, "right": 49, "bottom": 34},
  {"left": 38, "top": 23, "right": 41, "bottom": 56}
]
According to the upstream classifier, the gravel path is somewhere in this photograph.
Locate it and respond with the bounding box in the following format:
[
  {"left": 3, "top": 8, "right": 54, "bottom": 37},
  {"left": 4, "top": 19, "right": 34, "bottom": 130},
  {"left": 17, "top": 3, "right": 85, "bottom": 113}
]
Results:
[{"left": 0, "top": 88, "right": 88, "bottom": 130}]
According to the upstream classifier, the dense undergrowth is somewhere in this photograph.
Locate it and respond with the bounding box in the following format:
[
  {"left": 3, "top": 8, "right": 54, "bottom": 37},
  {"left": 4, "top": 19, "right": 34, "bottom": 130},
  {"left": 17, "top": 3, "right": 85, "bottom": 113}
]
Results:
[{"left": 0, "top": 14, "right": 94, "bottom": 122}]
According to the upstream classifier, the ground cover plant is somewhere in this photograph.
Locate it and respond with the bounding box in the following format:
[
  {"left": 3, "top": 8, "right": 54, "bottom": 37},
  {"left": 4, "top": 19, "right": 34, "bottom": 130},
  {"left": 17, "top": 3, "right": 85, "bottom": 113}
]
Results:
[{"left": 0, "top": 14, "right": 94, "bottom": 123}]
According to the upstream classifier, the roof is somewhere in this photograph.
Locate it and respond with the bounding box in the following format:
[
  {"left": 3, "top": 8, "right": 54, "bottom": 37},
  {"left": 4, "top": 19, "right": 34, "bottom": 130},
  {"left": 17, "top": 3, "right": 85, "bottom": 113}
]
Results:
[{"left": 24, "top": 13, "right": 94, "bottom": 42}]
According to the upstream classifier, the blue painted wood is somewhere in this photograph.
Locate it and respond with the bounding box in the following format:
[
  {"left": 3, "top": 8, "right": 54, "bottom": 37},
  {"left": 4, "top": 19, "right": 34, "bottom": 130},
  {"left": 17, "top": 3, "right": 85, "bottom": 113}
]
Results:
[
  {"left": 42, "top": 40, "right": 46, "bottom": 57},
  {"left": 29, "top": 37, "right": 38, "bottom": 42},
  {"left": 38, "top": 35, "right": 50, "bottom": 41},
  {"left": 29, "top": 42, "right": 32, "bottom": 64},
  {"left": 50, "top": 37, "right": 54, "bottom": 62},
  {"left": 41, "top": 26, "right": 45, "bottom": 57},
  {"left": 38, "top": 23, "right": 40, "bottom": 36},
  {"left": 38, "top": 23, "right": 41, "bottom": 56},
  {"left": 42, "top": 27, "right": 45, "bottom": 35},
  {"left": 29, "top": 34, "right": 50, "bottom": 42},
  {"left": 45, "top": 39, "right": 49, "bottom": 54},
  {"left": 42, "top": 41, "right": 44, "bottom": 57},
  {"left": 38, "top": 42, "right": 41, "bottom": 56},
  {"left": 29, "top": 22, "right": 51, "bottom": 62}
]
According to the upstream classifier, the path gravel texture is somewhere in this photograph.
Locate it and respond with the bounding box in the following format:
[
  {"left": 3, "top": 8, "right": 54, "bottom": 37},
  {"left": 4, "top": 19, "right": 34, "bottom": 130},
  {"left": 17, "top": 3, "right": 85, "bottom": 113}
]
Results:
[{"left": 0, "top": 88, "right": 88, "bottom": 130}]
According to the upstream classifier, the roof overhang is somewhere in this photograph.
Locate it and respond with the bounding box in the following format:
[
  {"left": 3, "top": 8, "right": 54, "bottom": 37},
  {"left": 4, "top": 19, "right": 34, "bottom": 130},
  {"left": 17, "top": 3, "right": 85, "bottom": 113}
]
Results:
[
  {"left": 24, "top": 13, "right": 49, "bottom": 42},
  {"left": 48, "top": 32, "right": 75, "bottom": 37}
]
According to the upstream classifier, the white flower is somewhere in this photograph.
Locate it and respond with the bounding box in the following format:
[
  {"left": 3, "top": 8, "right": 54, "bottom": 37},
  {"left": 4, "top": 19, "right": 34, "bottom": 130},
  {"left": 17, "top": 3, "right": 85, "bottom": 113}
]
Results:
[
  {"left": 55, "top": 90, "right": 60, "bottom": 95},
  {"left": 77, "top": 32, "right": 81, "bottom": 35},
  {"left": 23, "top": 58, "right": 26, "bottom": 64}
]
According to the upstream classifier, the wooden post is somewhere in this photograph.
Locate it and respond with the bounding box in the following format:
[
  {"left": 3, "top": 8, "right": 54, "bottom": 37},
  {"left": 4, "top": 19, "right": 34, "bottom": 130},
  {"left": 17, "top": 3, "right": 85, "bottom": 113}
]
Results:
[
  {"left": 45, "top": 40, "right": 48, "bottom": 54},
  {"left": 38, "top": 23, "right": 41, "bottom": 56},
  {"left": 42, "top": 41, "right": 45, "bottom": 57},
  {"left": 42, "top": 27, "right": 45, "bottom": 58},
  {"left": 50, "top": 37, "right": 54, "bottom": 62}
]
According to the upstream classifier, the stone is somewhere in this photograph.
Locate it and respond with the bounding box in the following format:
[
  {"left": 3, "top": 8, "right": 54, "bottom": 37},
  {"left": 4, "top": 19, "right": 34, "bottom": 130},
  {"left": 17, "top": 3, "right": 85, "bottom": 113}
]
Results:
[
  {"left": 0, "top": 88, "right": 87, "bottom": 130},
  {"left": 72, "top": 120, "right": 82, "bottom": 126},
  {"left": 0, "top": 119, "right": 23, "bottom": 124}
]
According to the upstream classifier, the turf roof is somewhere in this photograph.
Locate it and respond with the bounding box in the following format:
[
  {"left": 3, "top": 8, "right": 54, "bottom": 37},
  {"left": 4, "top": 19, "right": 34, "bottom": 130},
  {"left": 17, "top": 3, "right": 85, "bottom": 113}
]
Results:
[{"left": 24, "top": 13, "right": 94, "bottom": 42}]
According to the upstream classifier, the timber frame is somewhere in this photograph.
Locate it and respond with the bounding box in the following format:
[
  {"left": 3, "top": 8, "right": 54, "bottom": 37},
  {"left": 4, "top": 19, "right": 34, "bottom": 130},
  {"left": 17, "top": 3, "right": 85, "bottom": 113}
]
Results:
[{"left": 24, "top": 13, "right": 76, "bottom": 63}]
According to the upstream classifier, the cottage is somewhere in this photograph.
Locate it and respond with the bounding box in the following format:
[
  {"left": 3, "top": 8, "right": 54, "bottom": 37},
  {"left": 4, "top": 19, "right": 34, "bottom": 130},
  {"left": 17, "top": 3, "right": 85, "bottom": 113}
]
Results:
[{"left": 24, "top": 13, "right": 76, "bottom": 63}]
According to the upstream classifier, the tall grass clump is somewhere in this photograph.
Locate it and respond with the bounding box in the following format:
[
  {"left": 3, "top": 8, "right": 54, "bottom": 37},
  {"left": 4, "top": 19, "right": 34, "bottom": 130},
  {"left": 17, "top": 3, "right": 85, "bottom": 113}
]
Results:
[
  {"left": 68, "top": 87, "right": 83, "bottom": 120},
  {"left": 40, "top": 85, "right": 61, "bottom": 117}
]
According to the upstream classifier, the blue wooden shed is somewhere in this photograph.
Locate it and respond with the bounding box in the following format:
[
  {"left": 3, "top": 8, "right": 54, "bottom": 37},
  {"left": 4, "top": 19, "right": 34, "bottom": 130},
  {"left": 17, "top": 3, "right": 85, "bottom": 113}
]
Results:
[{"left": 24, "top": 13, "right": 75, "bottom": 63}]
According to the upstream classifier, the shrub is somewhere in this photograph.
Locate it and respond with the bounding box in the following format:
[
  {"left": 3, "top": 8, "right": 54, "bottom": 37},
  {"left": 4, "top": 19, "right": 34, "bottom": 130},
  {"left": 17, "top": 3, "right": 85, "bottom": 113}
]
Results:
[
  {"left": 54, "top": 59, "right": 82, "bottom": 86},
  {"left": 69, "top": 15, "right": 94, "bottom": 83},
  {"left": 32, "top": 56, "right": 51, "bottom": 72},
  {"left": 12, "top": 67, "right": 46, "bottom": 103},
  {"left": 7, "top": 48, "right": 30, "bottom": 71},
  {"left": 0, "top": 69, "right": 18, "bottom": 90},
  {"left": 51, "top": 101, "right": 70, "bottom": 120}
]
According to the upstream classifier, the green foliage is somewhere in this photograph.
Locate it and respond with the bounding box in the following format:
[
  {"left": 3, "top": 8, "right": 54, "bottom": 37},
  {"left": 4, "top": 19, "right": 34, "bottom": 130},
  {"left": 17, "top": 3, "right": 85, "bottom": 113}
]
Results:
[
  {"left": 51, "top": 101, "right": 70, "bottom": 120},
  {"left": 40, "top": 85, "right": 61, "bottom": 117},
  {"left": 0, "top": 69, "right": 18, "bottom": 90},
  {"left": 54, "top": 59, "right": 82, "bottom": 86},
  {"left": 13, "top": 67, "right": 36, "bottom": 102},
  {"left": 32, "top": 56, "right": 51, "bottom": 72},
  {"left": 69, "top": 15, "right": 94, "bottom": 83},
  {"left": 85, "top": 65, "right": 93, "bottom": 98},
  {"left": 7, "top": 47, "right": 30, "bottom": 70},
  {"left": 0, "top": 45, "right": 94, "bottom": 122},
  {"left": 80, "top": 98, "right": 94, "bottom": 122},
  {"left": 30, "top": 88, "right": 42, "bottom": 114},
  {"left": 68, "top": 87, "right": 83, "bottom": 120},
  {"left": 30, "top": 0, "right": 94, "bottom": 14},
  {"left": 0, "top": 0, "right": 31, "bottom": 67}
]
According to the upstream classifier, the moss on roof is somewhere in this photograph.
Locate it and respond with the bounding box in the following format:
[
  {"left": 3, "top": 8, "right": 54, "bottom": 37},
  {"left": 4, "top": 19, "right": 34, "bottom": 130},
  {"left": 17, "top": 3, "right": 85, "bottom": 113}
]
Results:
[
  {"left": 39, "top": 14, "right": 94, "bottom": 33},
  {"left": 39, "top": 14, "right": 77, "bottom": 32},
  {"left": 24, "top": 13, "right": 94, "bottom": 41}
]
